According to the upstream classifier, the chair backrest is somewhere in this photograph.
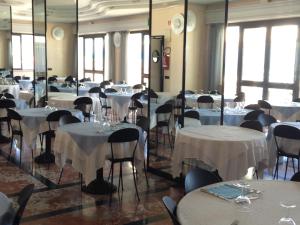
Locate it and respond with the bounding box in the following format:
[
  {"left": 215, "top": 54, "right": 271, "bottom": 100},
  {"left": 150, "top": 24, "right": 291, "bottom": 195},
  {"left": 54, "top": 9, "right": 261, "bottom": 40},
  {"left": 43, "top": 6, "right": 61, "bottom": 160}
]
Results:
[
  {"left": 184, "top": 90, "right": 195, "bottom": 94},
  {"left": 155, "top": 103, "right": 173, "bottom": 114},
  {"left": 291, "top": 172, "right": 300, "bottom": 182},
  {"left": 184, "top": 110, "right": 200, "bottom": 120},
  {"left": 209, "top": 90, "right": 221, "bottom": 95},
  {"left": 4, "top": 93, "right": 14, "bottom": 99},
  {"left": 240, "top": 120, "right": 263, "bottom": 132},
  {"left": 257, "top": 113, "right": 277, "bottom": 127},
  {"left": 108, "top": 128, "right": 139, "bottom": 159},
  {"left": 149, "top": 89, "right": 158, "bottom": 99},
  {"left": 59, "top": 114, "right": 81, "bottom": 126},
  {"left": 258, "top": 100, "right": 272, "bottom": 110},
  {"left": 104, "top": 88, "right": 118, "bottom": 93},
  {"left": 131, "top": 92, "right": 143, "bottom": 101},
  {"left": 274, "top": 124, "right": 300, "bottom": 140},
  {"left": 37, "top": 96, "right": 47, "bottom": 108},
  {"left": 136, "top": 116, "right": 149, "bottom": 132},
  {"left": 65, "top": 75, "right": 74, "bottom": 82},
  {"left": 184, "top": 167, "right": 222, "bottom": 194},
  {"left": 88, "top": 87, "right": 101, "bottom": 94},
  {"left": 13, "top": 184, "right": 34, "bottom": 225},
  {"left": 37, "top": 76, "right": 45, "bottom": 81},
  {"left": 132, "top": 84, "right": 143, "bottom": 89},
  {"left": 47, "top": 110, "right": 71, "bottom": 123},
  {"left": 244, "top": 104, "right": 260, "bottom": 110},
  {"left": 197, "top": 95, "right": 214, "bottom": 103},
  {"left": 48, "top": 76, "right": 57, "bottom": 83},
  {"left": 243, "top": 110, "right": 264, "bottom": 121},
  {"left": 162, "top": 196, "right": 180, "bottom": 225},
  {"left": 7, "top": 108, "right": 22, "bottom": 121},
  {"left": 134, "top": 99, "right": 143, "bottom": 109},
  {"left": 49, "top": 86, "right": 60, "bottom": 92},
  {"left": 73, "top": 97, "right": 93, "bottom": 106},
  {"left": 0, "top": 99, "right": 16, "bottom": 109},
  {"left": 100, "top": 80, "right": 111, "bottom": 89}
]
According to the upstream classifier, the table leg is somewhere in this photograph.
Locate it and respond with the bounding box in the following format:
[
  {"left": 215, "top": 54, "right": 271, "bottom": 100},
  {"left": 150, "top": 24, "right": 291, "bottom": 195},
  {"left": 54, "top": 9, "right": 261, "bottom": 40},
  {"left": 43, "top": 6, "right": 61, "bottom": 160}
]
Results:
[
  {"left": 82, "top": 169, "right": 116, "bottom": 195},
  {"left": 34, "top": 132, "right": 55, "bottom": 164}
]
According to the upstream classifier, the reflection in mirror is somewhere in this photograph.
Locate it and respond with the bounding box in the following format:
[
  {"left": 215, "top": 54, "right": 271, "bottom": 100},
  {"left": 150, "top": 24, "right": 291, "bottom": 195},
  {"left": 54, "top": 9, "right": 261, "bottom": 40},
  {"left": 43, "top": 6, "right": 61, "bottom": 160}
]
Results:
[
  {"left": 46, "top": 0, "right": 78, "bottom": 98},
  {"left": 148, "top": 0, "right": 185, "bottom": 176},
  {"left": 184, "top": 0, "right": 226, "bottom": 127},
  {"left": 152, "top": 50, "right": 160, "bottom": 63},
  {"left": 224, "top": 1, "right": 300, "bottom": 122},
  {"left": 0, "top": 6, "right": 12, "bottom": 80},
  {"left": 33, "top": 0, "right": 47, "bottom": 105}
]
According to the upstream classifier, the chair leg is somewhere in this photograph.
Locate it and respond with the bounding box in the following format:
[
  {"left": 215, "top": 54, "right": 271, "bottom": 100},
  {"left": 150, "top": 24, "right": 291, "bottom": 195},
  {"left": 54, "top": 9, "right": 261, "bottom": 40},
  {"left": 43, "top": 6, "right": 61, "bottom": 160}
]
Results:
[
  {"left": 292, "top": 159, "right": 296, "bottom": 173},
  {"left": 109, "top": 163, "right": 114, "bottom": 204},
  {"left": 9, "top": 136, "right": 13, "bottom": 161},
  {"left": 131, "top": 162, "right": 140, "bottom": 201},
  {"left": 273, "top": 156, "right": 279, "bottom": 179},
  {"left": 156, "top": 126, "right": 158, "bottom": 148},
  {"left": 144, "top": 160, "right": 149, "bottom": 187},
  {"left": 284, "top": 158, "right": 289, "bottom": 180},
  {"left": 167, "top": 125, "right": 173, "bottom": 150},
  {"left": 58, "top": 168, "right": 64, "bottom": 184}
]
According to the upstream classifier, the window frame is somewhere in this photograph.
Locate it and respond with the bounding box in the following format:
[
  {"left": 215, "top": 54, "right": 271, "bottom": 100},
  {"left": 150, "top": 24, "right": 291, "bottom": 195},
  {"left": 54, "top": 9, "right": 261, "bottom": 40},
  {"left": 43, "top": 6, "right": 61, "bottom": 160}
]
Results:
[
  {"left": 80, "top": 34, "right": 106, "bottom": 82},
  {"left": 229, "top": 18, "right": 300, "bottom": 100}
]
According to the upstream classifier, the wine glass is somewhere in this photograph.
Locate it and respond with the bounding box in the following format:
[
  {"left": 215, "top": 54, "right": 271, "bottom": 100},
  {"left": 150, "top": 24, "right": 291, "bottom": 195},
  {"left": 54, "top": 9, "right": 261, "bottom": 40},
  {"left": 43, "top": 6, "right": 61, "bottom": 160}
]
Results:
[
  {"left": 278, "top": 202, "right": 296, "bottom": 225},
  {"left": 234, "top": 181, "right": 252, "bottom": 212}
]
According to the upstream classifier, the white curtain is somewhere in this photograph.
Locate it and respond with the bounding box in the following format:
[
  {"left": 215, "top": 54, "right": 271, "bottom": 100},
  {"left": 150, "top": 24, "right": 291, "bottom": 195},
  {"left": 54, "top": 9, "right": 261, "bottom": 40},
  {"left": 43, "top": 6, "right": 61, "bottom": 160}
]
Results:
[
  {"left": 208, "top": 24, "right": 224, "bottom": 91},
  {"left": 106, "top": 32, "right": 115, "bottom": 81},
  {"left": 120, "top": 31, "right": 129, "bottom": 82}
]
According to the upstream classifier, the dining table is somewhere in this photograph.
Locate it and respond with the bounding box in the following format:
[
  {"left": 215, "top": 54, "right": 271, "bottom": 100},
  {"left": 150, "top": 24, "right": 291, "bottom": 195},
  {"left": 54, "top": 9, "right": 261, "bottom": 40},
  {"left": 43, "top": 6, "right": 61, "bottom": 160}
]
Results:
[
  {"left": 0, "top": 84, "right": 20, "bottom": 99},
  {"left": 269, "top": 101, "right": 300, "bottom": 121},
  {"left": 16, "top": 107, "right": 84, "bottom": 164},
  {"left": 18, "top": 79, "right": 33, "bottom": 91},
  {"left": 172, "top": 125, "right": 269, "bottom": 180},
  {"left": 0, "top": 192, "right": 14, "bottom": 225},
  {"left": 177, "top": 180, "right": 300, "bottom": 225},
  {"left": 54, "top": 122, "right": 144, "bottom": 194},
  {"left": 185, "top": 93, "right": 222, "bottom": 108}
]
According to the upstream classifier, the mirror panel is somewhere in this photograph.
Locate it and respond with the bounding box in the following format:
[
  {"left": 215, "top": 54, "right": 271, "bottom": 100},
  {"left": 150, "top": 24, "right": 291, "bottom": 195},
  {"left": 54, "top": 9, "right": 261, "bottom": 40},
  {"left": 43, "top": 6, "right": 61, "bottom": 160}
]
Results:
[
  {"left": 148, "top": 0, "right": 185, "bottom": 175},
  {"left": 33, "top": 0, "right": 47, "bottom": 105},
  {"left": 0, "top": 6, "right": 12, "bottom": 78}
]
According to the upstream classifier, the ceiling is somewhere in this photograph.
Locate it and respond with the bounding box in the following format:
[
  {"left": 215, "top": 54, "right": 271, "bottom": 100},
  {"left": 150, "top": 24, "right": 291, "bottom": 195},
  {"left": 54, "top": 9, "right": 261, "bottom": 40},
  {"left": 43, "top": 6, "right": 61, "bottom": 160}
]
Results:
[{"left": 0, "top": 0, "right": 226, "bottom": 22}]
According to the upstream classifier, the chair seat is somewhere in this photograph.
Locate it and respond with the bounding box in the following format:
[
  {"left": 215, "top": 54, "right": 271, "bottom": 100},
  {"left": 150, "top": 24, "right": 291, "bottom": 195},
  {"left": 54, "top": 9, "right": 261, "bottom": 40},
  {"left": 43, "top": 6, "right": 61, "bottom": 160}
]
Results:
[
  {"left": 0, "top": 135, "right": 10, "bottom": 144},
  {"left": 157, "top": 121, "right": 169, "bottom": 127},
  {"left": 107, "top": 157, "right": 134, "bottom": 163},
  {"left": 42, "top": 130, "right": 55, "bottom": 138},
  {"left": 278, "top": 150, "right": 300, "bottom": 159},
  {"left": 102, "top": 105, "right": 111, "bottom": 109},
  {"left": 129, "top": 106, "right": 137, "bottom": 110},
  {"left": 12, "top": 130, "right": 23, "bottom": 136}
]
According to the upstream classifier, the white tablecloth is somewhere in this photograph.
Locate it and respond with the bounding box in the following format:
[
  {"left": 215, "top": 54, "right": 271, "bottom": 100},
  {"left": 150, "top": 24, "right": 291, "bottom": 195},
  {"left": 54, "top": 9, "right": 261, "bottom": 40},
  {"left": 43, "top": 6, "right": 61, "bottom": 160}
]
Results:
[
  {"left": 54, "top": 122, "right": 144, "bottom": 184},
  {"left": 19, "top": 91, "right": 34, "bottom": 103},
  {"left": 185, "top": 94, "right": 222, "bottom": 108},
  {"left": 267, "top": 122, "right": 300, "bottom": 168},
  {"left": 0, "top": 84, "right": 20, "bottom": 99},
  {"left": 189, "top": 108, "right": 251, "bottom": 126},
  {"left": 47, "top": 94, "right": 101, "bottom": 120},
  {"left": 83, "top": 82, "right": 100, "bottom": 88},
  {"left": 177, "top": 180, "right": 300, "bottom": 225},
  {"left": 111, "top": 84, "right": 132, "bottom": 92},
  {"left": 18, "top": 80, "right": 32, "bottom": 90},
  {"left": 106, "top": 93, "right": 133, "bottom": 119},
  {"left": 172, "top": 125, "right": 269, "bottom": 180},
  {"left": 270, "top": 102, "right": 300, "bottom": 121},
  {"left": 0, "top": 192, "right": 14, "bottom": 225},
  {"left": 16, "top": 108, "right": 83, "bottom": 149}
]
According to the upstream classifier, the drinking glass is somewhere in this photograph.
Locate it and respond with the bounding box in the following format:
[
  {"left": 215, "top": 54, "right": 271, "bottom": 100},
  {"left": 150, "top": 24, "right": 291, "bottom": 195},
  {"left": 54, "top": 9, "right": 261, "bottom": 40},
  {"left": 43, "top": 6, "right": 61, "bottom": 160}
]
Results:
[
  {"left": 278, "top": 202, "right": 296, "bottom": 225},
  {"left": 234, "top": 181, "right": 252, "bottom": 212}
]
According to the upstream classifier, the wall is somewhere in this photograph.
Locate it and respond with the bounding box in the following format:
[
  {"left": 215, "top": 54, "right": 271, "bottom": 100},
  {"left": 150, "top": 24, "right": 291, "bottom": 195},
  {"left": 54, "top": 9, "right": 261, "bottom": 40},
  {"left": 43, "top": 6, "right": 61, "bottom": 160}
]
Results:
[
  {"left": 0, "top": 31, "right": 9, "bottom": 69},
  {"left": 47, "top": 23, "right": 75, "bottom": 77}
]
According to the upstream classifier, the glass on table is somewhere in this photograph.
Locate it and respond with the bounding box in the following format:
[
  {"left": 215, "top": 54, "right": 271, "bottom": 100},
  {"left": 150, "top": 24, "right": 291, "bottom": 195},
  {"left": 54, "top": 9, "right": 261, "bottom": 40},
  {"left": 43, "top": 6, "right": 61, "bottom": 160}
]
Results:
[
  {"left": 234, "top": 181, "right": 252, "bottom": 212},
  {"left": 278, "top": 201, "right": 296, "bottom": 225}
]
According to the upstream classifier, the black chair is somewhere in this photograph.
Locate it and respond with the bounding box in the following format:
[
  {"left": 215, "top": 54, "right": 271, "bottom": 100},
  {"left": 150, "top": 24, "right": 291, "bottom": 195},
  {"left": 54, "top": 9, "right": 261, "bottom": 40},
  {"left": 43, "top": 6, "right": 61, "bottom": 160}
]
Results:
[
  {"left": 58, "top": 114, "right": 81, "bottom": 126},
  {"left": 197, "top": 96, "right": 214, "bottom": 108},
  {"left": 49, "top": 86, "right": 60, "bottom": 92},
  {"left": 243, "top": 110, "right": 264, "bottom": 121},
  {"left": 183, "top": 90, "right": 195, "bottom": 94},
  {"left": 73, "top": 97, "right": 93, "bottom": 122},
  {"left": 88, "top": 87, "right": 101, "bottom": 94},
  {"left": 132, "top": 84, "right": 143, "bottom": 89},
  {"left": 37, "top": 76, "right": 45, "bottom": 82},
  {"left": 291, "top": 172, "right": 300, "bottom": 182},
  {"left": 184, "top": 167, "right": 222, "bottom": 194},
  {"left": 12, "top": 184, "right": 35, "bottom": 225},
  {"left": 99, "top": 91, "right": 112, "bottom": 116},
  {"left": 273, "top": 125, "right": 300, "bottom": 180},
  {"left": 7, "top": 109, "right": 34, "bottom": 168},
  {"left": 258, "top": 100, "right": 272, "bottom": 115},
  {"left": 184, "top": 110, "right": 200, "bottom": 120},
  {"left": 162, "top": 196, "right": 180, "bottom": 225},
  {"left": 104, "top": 88, "right": 118, "bottom": 93},
  {"left": 100, "top": 80, "right": 111, "bottom": 89},
  {"left": 244, "top": 104, "right": 260, "bottom": 110},
  {"left": 149, "top": 89, "right": 158, "bottom": 103},
  {"left": 4, "top": 93, "right": 15, "bottom": 99},
  {"left": 65, "top": 75, "right": 75, "bottom": 83},
  {"left": 14, "top": 76, "right": 21, "bottom": 83},
  {"left": 128, "top": 93, "right": 143, "bottom": 123},
  {"left": 57, "top": 115, "right": 81, "bottom": 184},
  {"left": 209, "top": 90, "right": 221, "bottom": 95},
  {"left": 174, "top": 93, "right": 186, "bottom": 119},
  {"left": 107, "top": 128, "right": 140, "bottom": 201},
  {"left": 37, "top": 95, "right": 47, "bottom": 108},
  {"left": 240, "top": 120, "right": 263, "bottom": 132},
  {"left": 136, "top": 116, "right": 149, "bottom": 186},
  {"left": 48, "top": 76, "right": 57, "bottom": 83},
  {"left": 155, "top": 104, "right": 173, "bottom": 150},
  {"left": 0, "top": 99, "right": 16, "bottom": 135},
  {"left": 257, "top": 113, "right": 277, "bottom": 127}
]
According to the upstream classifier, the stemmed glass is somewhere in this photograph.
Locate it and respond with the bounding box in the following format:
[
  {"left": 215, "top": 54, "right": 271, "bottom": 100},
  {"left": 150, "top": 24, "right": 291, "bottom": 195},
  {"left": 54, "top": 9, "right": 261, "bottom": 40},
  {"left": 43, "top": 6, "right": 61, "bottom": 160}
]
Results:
[
  {"left": 234, "top": 181, "right": 252, "bottom": 212},
  {"left": 278, "top": 202, "right": 296, "bottom": 225}
]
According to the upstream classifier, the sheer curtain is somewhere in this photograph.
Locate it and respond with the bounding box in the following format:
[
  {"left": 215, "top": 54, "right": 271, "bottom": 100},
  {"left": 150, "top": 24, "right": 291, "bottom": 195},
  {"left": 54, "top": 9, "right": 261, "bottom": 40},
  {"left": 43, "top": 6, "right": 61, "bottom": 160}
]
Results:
[
  {"left": 120, "top": 31, "right": 129, "bottom": 83},
  {"left": 208, "top": 24, "right": 224, "bottom": 92},
  {"left": 106, "top": 32, "right": 115, "bottom": 81}
]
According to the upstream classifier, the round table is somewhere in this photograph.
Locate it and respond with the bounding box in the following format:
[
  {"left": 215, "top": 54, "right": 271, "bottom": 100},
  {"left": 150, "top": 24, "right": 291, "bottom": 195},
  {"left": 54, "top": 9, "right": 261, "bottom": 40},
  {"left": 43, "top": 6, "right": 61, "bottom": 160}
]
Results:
[
  {"left": 270, "top": 102, "right": 300, "bottom": 121},
  {"left": 177, "top": 180, "right": 300, "bottom": 225},
  {"left": 172, "top": 125, "right": 269, "bottom": 180},
  {"left": 54, "top": 122, "right": 144, "bottom": 194},
  {"left": 0, "top": 84, "right": 20, "bottom": 99},
  {"left": 18, "top": 79, "right": 32, "bottom": 90},
  {"left": 106, "top": 92, "right": 133, "bottom": 120},
  {"left": 0, "top": 192, "right": 13, "bottom": 225}
]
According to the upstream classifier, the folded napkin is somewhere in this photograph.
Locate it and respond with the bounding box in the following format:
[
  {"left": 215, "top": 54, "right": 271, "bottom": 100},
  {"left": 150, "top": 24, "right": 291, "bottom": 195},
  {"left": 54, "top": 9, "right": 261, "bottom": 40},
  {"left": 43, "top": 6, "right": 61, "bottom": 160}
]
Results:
[{"left": 203, "top": 184, "right": 250, "bottom": 200}]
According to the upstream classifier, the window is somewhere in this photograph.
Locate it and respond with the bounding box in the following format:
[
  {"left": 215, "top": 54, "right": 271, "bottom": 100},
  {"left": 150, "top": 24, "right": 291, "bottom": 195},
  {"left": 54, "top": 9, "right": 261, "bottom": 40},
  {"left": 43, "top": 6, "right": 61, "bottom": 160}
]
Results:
[
  {"left": 12, "top": 34, "right": 33, "bottom": 70},
  {"left": 79, "top": 35, "right": 106, "bottom": 82},
  {"left": 224, "top": 19, "right": 300, "bottom": 104},
  {"left": 127, "top": 31, "right": 149, "bottom": 86}
]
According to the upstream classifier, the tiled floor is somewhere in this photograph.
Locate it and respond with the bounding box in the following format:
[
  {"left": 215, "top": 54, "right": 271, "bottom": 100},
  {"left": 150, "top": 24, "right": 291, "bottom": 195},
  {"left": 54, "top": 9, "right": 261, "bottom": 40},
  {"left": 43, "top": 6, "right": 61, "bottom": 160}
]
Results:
[{"left": 0, "top": 133, "right": 297, "bottom": 225}]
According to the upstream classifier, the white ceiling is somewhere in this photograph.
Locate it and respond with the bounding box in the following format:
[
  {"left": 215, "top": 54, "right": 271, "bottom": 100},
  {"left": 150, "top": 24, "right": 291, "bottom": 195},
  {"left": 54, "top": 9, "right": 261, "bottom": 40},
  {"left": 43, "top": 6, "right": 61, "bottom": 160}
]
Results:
[{"left": 0, "top": 0, "right": 226, "bottom": 22}]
